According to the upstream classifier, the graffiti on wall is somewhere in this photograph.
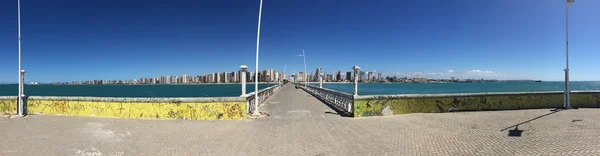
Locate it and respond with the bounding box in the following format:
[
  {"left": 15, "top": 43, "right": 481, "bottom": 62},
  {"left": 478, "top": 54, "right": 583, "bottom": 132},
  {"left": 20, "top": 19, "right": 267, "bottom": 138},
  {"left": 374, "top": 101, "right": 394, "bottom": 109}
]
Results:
[
  {"left": 26, "top": 99, "right": 246, "bottom": 120},
  {"left": 0, "top": 100, "right": 17, "bottom": 115},
  {"left": 354, "top": 92, "right": 600, "bottom": 117}
]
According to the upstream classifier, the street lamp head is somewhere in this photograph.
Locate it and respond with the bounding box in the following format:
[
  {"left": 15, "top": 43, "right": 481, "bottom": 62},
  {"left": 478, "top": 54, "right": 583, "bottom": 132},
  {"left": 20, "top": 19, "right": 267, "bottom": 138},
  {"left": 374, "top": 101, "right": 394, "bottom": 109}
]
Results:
[
  {"left": 352, "top": 66, "right": 360, "bottom": 70},
  {"left": 240, "top": 65, "right": 248, "bottom": 71},
  {"left": 566, "top": 0, "right": 574, "bottom": 4},
  {"left": 20, "top": 70, "right": 26, "bottom": 73}
]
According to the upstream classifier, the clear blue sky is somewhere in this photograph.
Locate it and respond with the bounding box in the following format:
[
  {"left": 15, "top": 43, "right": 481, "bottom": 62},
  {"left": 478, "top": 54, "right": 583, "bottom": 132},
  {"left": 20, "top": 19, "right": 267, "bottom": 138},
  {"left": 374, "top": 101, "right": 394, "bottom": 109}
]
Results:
[{"left": 0, "top": 0, "right": 599, "bottom": 83}]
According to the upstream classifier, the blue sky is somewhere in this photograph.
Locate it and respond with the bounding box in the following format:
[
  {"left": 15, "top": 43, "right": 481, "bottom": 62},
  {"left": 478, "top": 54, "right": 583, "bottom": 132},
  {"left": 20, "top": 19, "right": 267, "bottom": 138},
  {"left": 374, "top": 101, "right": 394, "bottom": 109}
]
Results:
[{"left": 0, "top": 0, "right": 599, "bottom": 83}]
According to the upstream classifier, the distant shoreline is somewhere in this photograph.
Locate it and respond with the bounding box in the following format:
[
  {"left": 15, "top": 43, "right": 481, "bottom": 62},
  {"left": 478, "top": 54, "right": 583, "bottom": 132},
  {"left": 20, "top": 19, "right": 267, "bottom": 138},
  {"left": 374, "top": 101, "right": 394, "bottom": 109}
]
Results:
[
  {"left": 8, "top": 82, "right": 279, "bottom": 85},
  {"left": 1, "top": 80, "right": 599, "bottom": 85}
]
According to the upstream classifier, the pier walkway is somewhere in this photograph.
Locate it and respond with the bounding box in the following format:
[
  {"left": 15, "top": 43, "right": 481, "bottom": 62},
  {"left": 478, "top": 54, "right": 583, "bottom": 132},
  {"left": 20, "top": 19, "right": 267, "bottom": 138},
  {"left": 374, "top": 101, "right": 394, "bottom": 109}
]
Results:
[{"left": 2, "top": 84, "right": 600, "bottom": 155}]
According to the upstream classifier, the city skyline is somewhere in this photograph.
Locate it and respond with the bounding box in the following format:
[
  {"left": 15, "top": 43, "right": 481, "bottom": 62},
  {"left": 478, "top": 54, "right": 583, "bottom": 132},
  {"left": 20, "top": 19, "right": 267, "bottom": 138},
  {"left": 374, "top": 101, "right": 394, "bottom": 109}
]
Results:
[
  {"left": 48, "top": 69, "right": 285, "bottom": 85},
  {"left": 18, "top": 67, "right": 589, "bottom": 85},
  {"left": 1, "top": 0, "right": 600, "bottom": 83},
  {"left": 288, "top": 67, "right": 520, "bottom": 84}
]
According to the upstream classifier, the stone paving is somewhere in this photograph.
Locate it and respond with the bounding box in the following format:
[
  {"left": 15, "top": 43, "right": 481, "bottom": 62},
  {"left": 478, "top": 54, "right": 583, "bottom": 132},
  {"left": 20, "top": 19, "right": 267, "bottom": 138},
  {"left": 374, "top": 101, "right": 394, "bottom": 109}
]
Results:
[{"left": 2, "top": 84, "right": 600, "bottom": 155}]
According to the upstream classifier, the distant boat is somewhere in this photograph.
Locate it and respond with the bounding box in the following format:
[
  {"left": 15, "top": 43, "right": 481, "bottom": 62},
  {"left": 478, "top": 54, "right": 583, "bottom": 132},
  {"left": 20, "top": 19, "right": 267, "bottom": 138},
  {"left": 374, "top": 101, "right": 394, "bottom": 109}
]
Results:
[{"left": 535, "top": 80, "right": 542, "bottom": 82}]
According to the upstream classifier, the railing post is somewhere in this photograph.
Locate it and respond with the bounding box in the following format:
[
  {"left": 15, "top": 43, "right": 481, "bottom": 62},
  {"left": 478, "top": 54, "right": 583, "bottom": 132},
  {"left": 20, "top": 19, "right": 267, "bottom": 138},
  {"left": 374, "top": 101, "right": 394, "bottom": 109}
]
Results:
[
  {"left": 319, "top": 76, "right": 323, "bottom": 88},
  {"left": 240, "top": 65, "right": 248, "bottom": 96},
  {"left": 352, "top": 66, "right": 360, "bottom": 96}
]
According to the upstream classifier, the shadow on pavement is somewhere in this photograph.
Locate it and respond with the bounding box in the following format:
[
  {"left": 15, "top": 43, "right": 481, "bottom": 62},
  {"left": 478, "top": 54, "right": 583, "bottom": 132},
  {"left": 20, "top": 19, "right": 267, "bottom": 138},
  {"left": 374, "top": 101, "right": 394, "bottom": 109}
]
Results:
[
  {"left": 325, "top": 111, "right": 340, "bottom": 115},
  {"left": 508, "top": 126, "right": 524, "bottom": 137},
  {"left": 500, "top": 108, "right": 567, "bottom": 136}
]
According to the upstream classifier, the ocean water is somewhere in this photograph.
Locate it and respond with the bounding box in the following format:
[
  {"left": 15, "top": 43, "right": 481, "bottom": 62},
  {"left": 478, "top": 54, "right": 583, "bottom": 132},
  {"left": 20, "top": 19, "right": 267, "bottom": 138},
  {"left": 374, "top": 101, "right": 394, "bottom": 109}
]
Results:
[
  {"left": 311, "top": 81, "right": 600, "bottom": 95},
  {"left": 0, "top": 84, "right": 271, "bottom": 97},
  {"left": 1, "top": 82, "right": 599, "bottom": 97}
]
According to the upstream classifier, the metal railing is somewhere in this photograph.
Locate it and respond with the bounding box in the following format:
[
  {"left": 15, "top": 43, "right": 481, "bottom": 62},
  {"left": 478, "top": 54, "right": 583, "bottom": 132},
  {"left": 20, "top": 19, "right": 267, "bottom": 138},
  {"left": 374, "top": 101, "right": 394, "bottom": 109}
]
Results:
[
  {"left": 244, "top": 84, "right": 283, "bottom": 114},
  {"left": 302, "top": 85, "right": 354, "bottom": 115}
]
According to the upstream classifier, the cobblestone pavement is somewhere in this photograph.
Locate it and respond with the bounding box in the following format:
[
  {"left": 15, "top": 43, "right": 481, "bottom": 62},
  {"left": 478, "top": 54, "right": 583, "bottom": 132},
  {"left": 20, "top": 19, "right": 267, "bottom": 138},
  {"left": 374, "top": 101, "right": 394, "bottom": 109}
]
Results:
[{"left": 2, "top": 84, "right": 600, "bottom": 156}]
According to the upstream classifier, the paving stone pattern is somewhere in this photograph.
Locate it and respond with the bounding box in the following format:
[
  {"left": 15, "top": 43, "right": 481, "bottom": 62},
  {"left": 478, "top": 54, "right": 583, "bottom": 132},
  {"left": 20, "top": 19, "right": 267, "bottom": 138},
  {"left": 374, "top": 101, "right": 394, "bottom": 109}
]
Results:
[{"left": 1, "top": 84, "right": 600, "bottom": 155}]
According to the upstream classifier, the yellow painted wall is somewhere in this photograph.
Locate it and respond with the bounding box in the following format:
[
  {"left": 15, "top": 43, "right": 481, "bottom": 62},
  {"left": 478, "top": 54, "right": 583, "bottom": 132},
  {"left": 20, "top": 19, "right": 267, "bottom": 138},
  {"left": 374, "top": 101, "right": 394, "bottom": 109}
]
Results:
[
  {"left": 27, "top": 99, "right": 246, "bottom": 120},
  {"left": 354, "top": 92, "right": 600, "bottom": 117},
  {"left": 0, "top": 99, "right": 17, "bottom": 115}
]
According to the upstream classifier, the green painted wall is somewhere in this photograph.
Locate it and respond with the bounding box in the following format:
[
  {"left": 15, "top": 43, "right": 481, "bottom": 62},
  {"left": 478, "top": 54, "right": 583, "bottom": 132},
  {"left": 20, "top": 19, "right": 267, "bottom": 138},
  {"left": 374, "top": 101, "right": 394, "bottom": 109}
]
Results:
[{"left": 354, "top": 92, "right": 600, "bottom": 117}]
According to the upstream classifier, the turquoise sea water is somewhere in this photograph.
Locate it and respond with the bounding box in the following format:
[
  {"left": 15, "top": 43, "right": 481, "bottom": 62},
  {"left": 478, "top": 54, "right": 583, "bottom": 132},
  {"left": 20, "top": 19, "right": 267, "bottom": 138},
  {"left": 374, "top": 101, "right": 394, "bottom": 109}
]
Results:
[
  {"left": 0, "top": 84, "right": 270, "bottom": 97},
  {"left": 1, "top": 82, "right": 599, "bottom": 97},
  {"left": 312, "top": 81, "right": 600, "bottom": 95}
]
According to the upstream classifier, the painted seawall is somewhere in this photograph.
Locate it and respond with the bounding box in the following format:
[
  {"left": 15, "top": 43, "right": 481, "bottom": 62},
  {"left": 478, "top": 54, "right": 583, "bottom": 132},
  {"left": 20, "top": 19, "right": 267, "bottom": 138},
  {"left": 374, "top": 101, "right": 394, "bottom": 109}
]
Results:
[
  {"left": 354, "top": 91, "right": 600, "bottom": 117},
  {"left": 26, "top": 96, "right": 246, "bottom": 120},
  {"left": 0, "top": 96, "right": 17, "bottom": 115}
]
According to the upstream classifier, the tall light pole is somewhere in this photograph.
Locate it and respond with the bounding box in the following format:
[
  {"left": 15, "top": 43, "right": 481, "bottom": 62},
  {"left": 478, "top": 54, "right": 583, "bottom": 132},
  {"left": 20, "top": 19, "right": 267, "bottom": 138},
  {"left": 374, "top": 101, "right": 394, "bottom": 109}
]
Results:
[
  {"left": 299, "top": 49, "right": 307, "bottom": 87},
  {"left": 253, "top": 0, "right": 263, "bottom": 116},
  {"left": 564, "top": 0, "right": 574, "bottom": 109},
  {"left": 17, "top": 0, "right": 24, "bottom": 116},
  {"left": 284, "top": 64, "right": 287, "bottom": 81}
]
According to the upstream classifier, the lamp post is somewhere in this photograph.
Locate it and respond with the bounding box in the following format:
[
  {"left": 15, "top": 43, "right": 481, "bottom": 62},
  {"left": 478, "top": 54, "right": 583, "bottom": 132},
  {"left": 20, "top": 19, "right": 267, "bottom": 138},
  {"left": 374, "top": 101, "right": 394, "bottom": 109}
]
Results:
[
  {"left": 299, "top": 50, "right": 307, "bottom": 87},
  {"left": 240, "top": 65, "right": 248, "bottom": 96},
  {"left": 564, "top": 0, "right": 574, "bottom": 109},
  {"left": 17, "top": 0, "right": 25, "bottom": 116},
  {"left": 353, "top": 66, "right": 360, "bottom": 96},
  {"left": 284, "top": 64, "right": 287, "bottom": 82},
  {"left": 253, "top": 0, "right": 263, "bottom": 116}
]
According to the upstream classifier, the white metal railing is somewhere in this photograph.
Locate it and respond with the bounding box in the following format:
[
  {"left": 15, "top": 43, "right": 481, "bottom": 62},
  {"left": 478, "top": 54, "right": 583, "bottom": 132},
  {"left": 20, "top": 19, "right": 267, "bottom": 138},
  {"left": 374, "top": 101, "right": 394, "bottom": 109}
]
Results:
[
  {"left": 302, "top": 85, "right": 354, "bottom": 115},
  {"left": 244, "top": 83, "right": 283, "bottom": 115}
]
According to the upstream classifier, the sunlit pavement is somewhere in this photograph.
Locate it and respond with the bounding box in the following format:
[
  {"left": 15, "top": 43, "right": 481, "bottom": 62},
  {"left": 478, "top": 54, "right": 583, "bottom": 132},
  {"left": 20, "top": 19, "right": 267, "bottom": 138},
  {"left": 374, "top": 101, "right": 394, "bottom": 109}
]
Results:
[{"left": 2, "top": 85, "right": 600, "bottom": 156}]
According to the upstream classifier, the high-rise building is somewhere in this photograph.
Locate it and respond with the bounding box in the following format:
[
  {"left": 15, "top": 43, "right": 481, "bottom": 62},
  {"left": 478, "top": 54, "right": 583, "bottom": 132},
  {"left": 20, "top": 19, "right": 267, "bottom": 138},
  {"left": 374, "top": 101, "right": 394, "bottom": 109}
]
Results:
[
  {"left": 215, "top": 73, "right": 221, "bottom": 83},
  {"left": 360, "top": 71, "right": 366, "bottom": 82},
  {"left": 378, "top": 73, "right": 382, "bottom": 82},
  {"left": 346, "top": 72, "right": 352, "bottom": 81},
  {"left": 368, "top": 72, "right": 374, "bottom": 82},
  {"left": 234, "top": 71, "right": 239, "bottom": 83},
  {"left": 262, "top": 70, "right": 270, "bottom": 82},
  {"left": 160, "top": 76, "right": 166, "bottom": 84},
  {"left": 182, "top": 74, "right": 188, "bottom": 84},
  {"left": 258, "top": 72, "right": 263, "bottom": 82},
  {"left": 315, "top": 68, "right": 322, "bottom": 82},
  {"left": 326, "top": 73, "right": 333, "bottom": 82},
  {"left": 336, "top": 71, "right": 342, "bottom": 82},
  {"left": 248, "top": 72, "right": 254, "bottom": 82},
  {"left": 298, "top": 72, "right": 305, "bottom": 82},
  {"left": 269, "top": 69, "right": 276, "bottom": 82},
  {"left": 172, "top": 76, "right": 178, "bottom": 84}
]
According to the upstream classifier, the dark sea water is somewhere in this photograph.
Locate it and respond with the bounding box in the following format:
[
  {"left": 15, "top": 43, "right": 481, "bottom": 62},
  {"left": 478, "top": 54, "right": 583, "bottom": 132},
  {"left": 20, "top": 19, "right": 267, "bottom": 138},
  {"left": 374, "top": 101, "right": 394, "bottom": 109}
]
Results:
[
  {"left": 0, "top": 84, "right": 270, "bottom": 97},
  {"left": 312, "top": 81, "right": 600, "bottom": 95}
]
